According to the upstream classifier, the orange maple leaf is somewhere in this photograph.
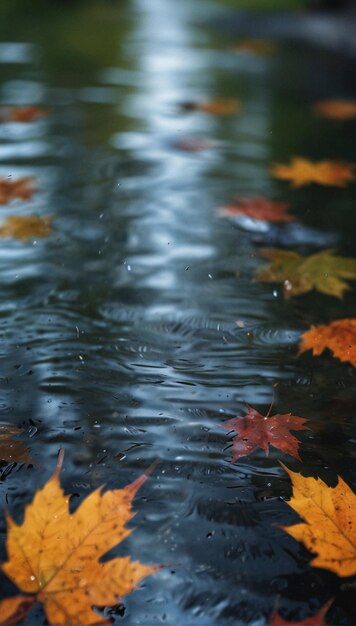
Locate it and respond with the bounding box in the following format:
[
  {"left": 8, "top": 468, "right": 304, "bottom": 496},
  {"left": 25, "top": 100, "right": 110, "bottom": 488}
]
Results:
[
  {"left": 0, "top": 215, "right": 52, "bottom": 241},
  {"left": 280, "top": 464, "right": 356, "bottom": 577},
  {"left": 268, "top": 598, "right": 334, "bottom": 625},
  {"left": 180, "top": 99, "right": 239, "bottom": 115},
  {"left": 219, "top": 197, "right": 295, "bottom": 223},
  {"left": 222, "top": 404, "right": 309, "bottom": 462},
  {"left": 270, "top": 157, "right": 354, "bottom": 188},
  {"left": 0, "top": 451, "right": 157, "bottom": 625},
  {"left": 313, "top": 99, "right": 356, "bottom": 120},
  {"left": 0, "top": 177, "right": 36, "bottom": 205},
  {"left": 299, "top": 318, "right": 356, "bottom": 367}
]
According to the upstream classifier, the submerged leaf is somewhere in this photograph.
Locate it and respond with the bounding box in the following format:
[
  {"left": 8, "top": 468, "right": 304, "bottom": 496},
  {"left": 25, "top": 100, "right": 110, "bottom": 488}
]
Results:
[
  {"left": 0, "top": 596, "right": 35, "bottom": 626},
  {"left": 219, "top": 197, "right": 295, "bottom": 223},
  {"left": 0, "top": 106, "right": 47, "bottom": 123},
  {"left": 0, "top": 215, "right": 52, "bottom": 241},
  {"left": 231, "top": 39, "right": 276, "bottom": 55},
  {"left": 270, "top": 157, "right": 354, "bottom": 187},
  {"left": 255, "top": 249, "right": 356, "bottom": 298},
  {"left": 0, "top": 452, "right": 157, "bottom": 625},
  {"left": 0, "top": 424, "right": 32, "bottom": 464},
  {"left": 180, "top": 99, "right": 239, "bottom": 115},
  {"left": 0, "top": 177, "right": 36, "bottom": 205},
  {"left": 222, "top": 405, "right": 309, "bottom": 462},
  {"left": 313, "top": 99, "right": 356, "bottom": 120},
  {"left": 281, "top": 465, "right": 356, "bottom": 577},
  {"left": 268, "top": 598, "right": 333, "bottom": 625},
  {"left": 299, "top": 318, "right": 356, "bottom": 367}
]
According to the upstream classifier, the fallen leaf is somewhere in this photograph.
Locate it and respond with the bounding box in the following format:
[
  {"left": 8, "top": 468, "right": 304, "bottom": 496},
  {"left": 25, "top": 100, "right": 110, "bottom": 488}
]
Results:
[
  {"left": 0, "top": 106, "right": 47, "bottom": 123},
  {"left": 180, "top": 99, "right": 239, "bottom": 115},
  {"left": 313, "top": 100, "right": 356, "bottom": 120},
  {"left": 219, "top": 197, "right": 295, "bottom": 223},
  {"left": 255, "top": 249, "right": 356, "bottom": 298},
  {"left": 173, "top": 136, "right": 215, "bottom": 152},
  {"left": 299, "top": 318, "right": 356, "bottom": 367},
  {"left": 222, "top": 404, "right": 309, "bottom": 462},
  {"left": 268, "top": 598, "right": 334, "bottom": 625},
  {"left": 0, "top": 215, "right": 52, "bottom": 241},
  {"left": 231, "top": 39, "right": 276, "bottom": 55},
  {"left": 0, "top": 424, "right": 32, "bottom": 464},
  {"left": 270, "top": 157, "right": 354, "bottom": 188},
  {"left": 0, "top": 450, "right": 157, "bottom": 625},
  {"left": 280, "top": 464, "right": 356, "bottom": 577},
  {"left": 0, "top": 177, "right": 36, "bottom": 205}
]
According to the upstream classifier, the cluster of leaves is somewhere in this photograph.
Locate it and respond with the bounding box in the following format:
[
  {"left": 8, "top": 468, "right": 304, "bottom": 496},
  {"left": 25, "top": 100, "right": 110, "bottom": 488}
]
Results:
[
  {"left": 216, "top": 53, "right": 356, "bottom": 624},
  {"left": 0, "top": 108, "right": 52, "bottom": 241}
]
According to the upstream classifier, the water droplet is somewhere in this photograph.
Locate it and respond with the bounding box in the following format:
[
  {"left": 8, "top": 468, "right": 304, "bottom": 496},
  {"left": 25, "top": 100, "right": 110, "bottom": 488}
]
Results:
[{"left": 284, "top": 279, "right": 292, "bottom": 291}]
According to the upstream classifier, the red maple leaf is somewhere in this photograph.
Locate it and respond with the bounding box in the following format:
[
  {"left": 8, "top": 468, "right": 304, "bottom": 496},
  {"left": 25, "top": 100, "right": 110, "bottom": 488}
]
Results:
[
  {"left": 222, "top": 404, "right": 309, "bottom": 462},
  {"left": 219, "top": 197, "right": 295, "bottom": 223},
  {"left": 268, "top": 598, "right": 333, "bottom": 625}
]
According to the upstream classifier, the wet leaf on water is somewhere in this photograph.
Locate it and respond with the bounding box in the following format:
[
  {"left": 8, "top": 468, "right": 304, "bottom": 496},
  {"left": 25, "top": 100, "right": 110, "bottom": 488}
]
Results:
[
  {"left": 0, "top": 424, "right": 32, "bottom": 464},
  {"left": 270, "top": 157, "right": 354, "bottom": 188},
  {"left": 281, "top": 464, "right": 356, "bottom": 577},
  {"left": 0, "top": 215, "right": 52, "bottom": 241},
  {"left": 255, "top": 249, "right": 356, "bottom": 298},
  {"left": 313, "top": 100, "right": 356, "bottom": 120},
  {"left": 219, "top": 197, "right": 295, "bottom": 223},
  {"left": 0, "top": 177, "right": 36, "bottom": 205},
  {"left": 0, "top": 106, "right": 47, "bottom": 123},
  {"left": 299, "top": 318, "right": 356, "bottom": 367},
  {"left": 268, "top": 598, "right": 334, "bottom": 625},
  {"left": 180, "top": 99, "right": 239, "bottom": 115},
  {"left": 231, "top": 39, "right": 276, "bottom": 55},
  {"left": 0, "top": 451, "right": 157, "bottom": 625},
  {"left": 222, "top": 404, "right": 309, "bottom": 463}
]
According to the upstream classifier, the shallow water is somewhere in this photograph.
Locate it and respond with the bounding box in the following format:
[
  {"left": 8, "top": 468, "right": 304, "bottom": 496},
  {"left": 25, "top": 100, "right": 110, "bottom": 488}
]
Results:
[{"left": 0, "top": 1, "right": 355, "bottom": 624}]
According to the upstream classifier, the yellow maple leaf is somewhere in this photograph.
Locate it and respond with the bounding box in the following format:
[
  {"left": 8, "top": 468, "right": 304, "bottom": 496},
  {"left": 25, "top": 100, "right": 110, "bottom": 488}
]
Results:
[
  {"left": 0, "top": 451, "right": 157, "bottom": 625},
  {"left": 0, "top": 215, "right": 52, "bottom": 241},
  {"left": 270, "top": 157, "right": 354, "bottom": 187},
  {"left": 281, "top": 464, "right": 356, "bottom": 577},
  {"left": 313, "top": 99, "right": 356, "bottom": 120},
  {"left": 255, "top": 248, "right": 356, "bottom": 298},
  {"left": 299, "top": 318, "right": 356, "bottom": 367}
]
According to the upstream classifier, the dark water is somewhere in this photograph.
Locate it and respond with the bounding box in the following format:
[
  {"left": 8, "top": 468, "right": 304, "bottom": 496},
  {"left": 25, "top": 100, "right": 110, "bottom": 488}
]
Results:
[{"left": 0, "top": 1, "right": 355, "bottom": 624}]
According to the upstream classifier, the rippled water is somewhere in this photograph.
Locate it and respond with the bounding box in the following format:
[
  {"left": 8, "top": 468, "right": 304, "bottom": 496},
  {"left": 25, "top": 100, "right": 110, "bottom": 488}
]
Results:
[{"left": 0, "top": 1, "right": 355, "bottom": 624}]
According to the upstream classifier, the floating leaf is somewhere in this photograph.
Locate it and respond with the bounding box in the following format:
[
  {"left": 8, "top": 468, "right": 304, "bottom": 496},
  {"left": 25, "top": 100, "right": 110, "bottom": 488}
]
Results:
[
  {"left": 270, "top": 157, "right": 354, "bottom": 188},
  {"left": 0, "top": 106, "right": 47, "bottom": 123},
  {"left": 0, "top": 596, "right": 36, "bottom": 626},
  {"left": 313, "top": 100, "right": 356, "bottom": 120},
  {"left": 219, "top": 197, "right": 295, "bottom": 223},
  {"left": 173, "top": 136, "right": 215, "bottom": 152},
  {"left": 255, "top": 249, "right": 356, "bottom": 298},
  {"left": 0, "top": 177, "right": 36, "bottom": 205},
  {"left": 0, "top": 424, "right": 32, "bottom": 464},
  {"left": 299, "top": 319, "right": 356, "bottom": 367},
  {"left": 0, "top": 215, "right": 52, "bottom": 241},
  {"left": 222, "top": 404, "right": 309, "bottom": 463},
  {"left": 180, "top": 99, "right": 239, "bottom": 115},
  {"left": 281, "top": 464, "right": 356, "bottom": 577},
  {"left": 0, "top": 451, "right": 157, "bottom": 625},
  {"left": 268, "top": 598, "right": 333, "bottom": 625},
  {"left": 231, "top": 39, "right": 276, "bottom": 55}
]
